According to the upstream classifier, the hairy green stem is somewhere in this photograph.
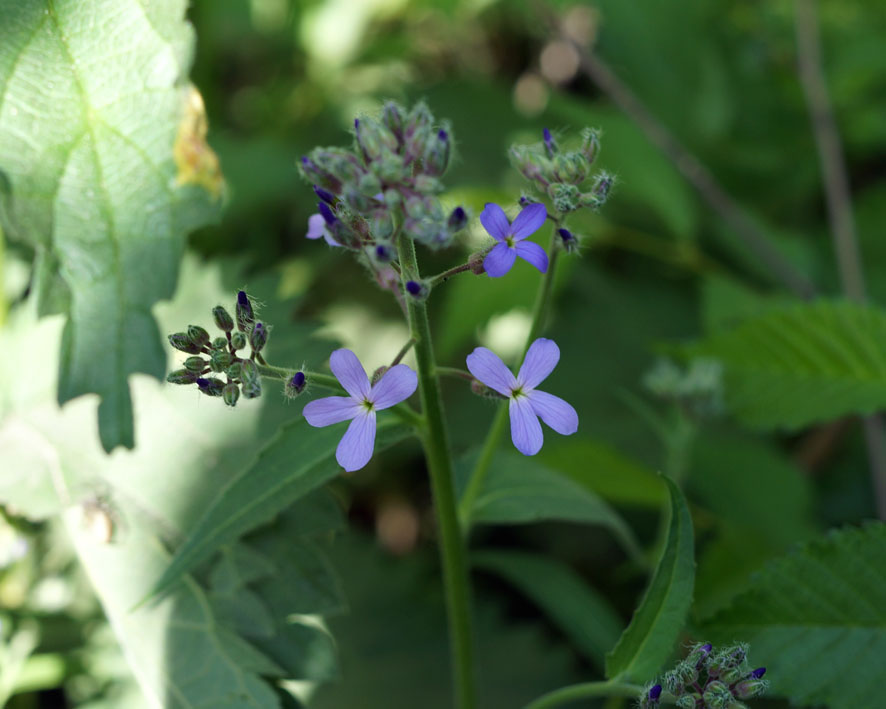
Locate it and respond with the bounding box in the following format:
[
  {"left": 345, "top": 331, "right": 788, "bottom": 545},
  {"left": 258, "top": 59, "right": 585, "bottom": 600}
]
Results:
[
  {"left": 459, "top": 224, "right": 561, "bottom": 530},
  {"left": 524, "top": 680, "right": 649, "bottom": 709},
  {"left": 398, "top": 232, "right": 477, "bottom": 708},
  {"left": 436, "top": 366, "right": 476, "bottom": 382},
  {"left": 256, "top": 364, "right": 339, "bottom": 390}
]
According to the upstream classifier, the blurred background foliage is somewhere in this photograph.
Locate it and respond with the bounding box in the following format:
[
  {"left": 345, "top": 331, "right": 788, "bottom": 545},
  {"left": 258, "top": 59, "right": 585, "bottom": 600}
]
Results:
[{"left": 2, "top": 0, "right": 885, "bottom": 706}]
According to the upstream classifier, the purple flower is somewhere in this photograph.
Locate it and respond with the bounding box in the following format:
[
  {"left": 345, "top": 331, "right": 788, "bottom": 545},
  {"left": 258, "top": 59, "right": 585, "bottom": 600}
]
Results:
[
  {"left": 466, "top": 338, "right": 578, "bottom": 455},
  {"left": 306, "top": 209, "right": 341, "bottom": 247},
  {"left": 480, "top": 202, "right": 548, "bottom": 277},
  {"left": 303, "top": 349, "right": 418, "bottom": 472}
]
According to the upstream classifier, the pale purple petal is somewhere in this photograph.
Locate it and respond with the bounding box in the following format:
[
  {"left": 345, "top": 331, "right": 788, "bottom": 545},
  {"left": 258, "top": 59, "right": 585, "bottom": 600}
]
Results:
[
  {"left": 480, "top": 203, "right": 510, "bottom": 240},
  {"left": 518, "top": 338, "right": 560, "bottom": 389},
  {"left": 528, "top": 390, "right": 578, "bottom": 435},
  {"left": 336, "top": 410, "right": 377, "bottom": 472},
  {"left": 509, "top": 203, "right": 547, "bottom": 240},
  {"left": 371, "top": 364, "right": 418, "bottom": 410},
  {"left": 514, "top": 240, "right": 548, "bottom": 273},
  {"left": 329, "top": 349, "right": 370, "bottom": 398},
  {"left": 466, "top": 347, "right": 516, "bottom": 396},
  {"left": 307, "top": 213, "right": 325, "bottom": 239},
  {"left": 483, "top": 243, "right": 517, "bottom": 278},
  {"left": 509, "top": 396, "right": 544, "bottom": 455},
  {"left": 303, "top": 396, "right": 360, "bottom": 427}
]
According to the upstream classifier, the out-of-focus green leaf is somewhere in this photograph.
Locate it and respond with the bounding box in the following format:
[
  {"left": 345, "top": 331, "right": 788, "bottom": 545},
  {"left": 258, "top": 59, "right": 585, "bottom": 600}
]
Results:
[
  {"left": 456, "top": 450, "right": 643, "bottom": 562},
  {"left": 679, "top": 300, "right": 886, "bottom": 430},
  {"left": 700, "top": 275, "right": 798, "bottom": 334},
  {"left": 605, "top": 477, "right": 694, "bottom": 682},
  {"left": 472, "top": 550, "right": 623, "bottom": 669},
  {"left": 0, "top": 0, "right": 223, "bottom": 451},
  {"left": 700, "top": 523, "right": 886, "bottom": 709}
]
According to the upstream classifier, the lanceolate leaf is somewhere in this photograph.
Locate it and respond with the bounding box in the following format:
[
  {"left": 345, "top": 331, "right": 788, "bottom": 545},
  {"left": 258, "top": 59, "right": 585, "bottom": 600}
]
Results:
[
  {"left": 148, "top": 418, "right": 412, "bottom": 602},
  {"left": 679, "top": 300, "right": 886, "bottom": 430},
  {"left": 605, "top": 477, "right": 695, "bottom": 682},
  {"left": 700, "top": 523, "right": 886, "bottom": 709},
  {"left": 0, "top": 0, "right": 223, "bottom": 451}
]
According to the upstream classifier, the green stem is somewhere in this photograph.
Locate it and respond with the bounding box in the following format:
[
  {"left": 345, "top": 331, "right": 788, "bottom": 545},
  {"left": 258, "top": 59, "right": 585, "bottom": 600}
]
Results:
[
  {"left": 436, "top": 366, "right": 476, "bottom": 382},
  {"left": 256, "top": 364, "right": 340, "bottom": 390},
  {"left": 429, "top": 260, "right": 477, "bottom": 287},
  {"left": 460, "top": 223, "right": 562, "bottom": 531},
  {"left": 524, "top": 680, "right": 648, "bottom": 709},
  {"left": 398, "top": 232, "right": 477, "bottom": 709}
]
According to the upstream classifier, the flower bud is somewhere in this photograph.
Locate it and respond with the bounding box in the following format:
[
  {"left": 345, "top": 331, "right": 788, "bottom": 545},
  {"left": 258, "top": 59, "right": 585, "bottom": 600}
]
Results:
[
  {"left": 580, "top": 127, "right": 600, "bottom": 164},
  {"left": 211, "top": 336, "right": 228, "bottom": 350},
  {"left": 413, "top": 174, "right": 442, "bottom": 194},
  {"left": 592, "top": 171, "right": 614, "bottom": 201},
  {"left": 468, "top": 251, "right": 486, "bottom": 275},
  {"left": 240, "top": 358, "right": 259, "bottom": 383},
  {"left": 424, "top": 129, "right": 451, "bottom": 176},
  {"left": 405, "top": 280, "right": 429, "bottom": 300},
  {"left": 313, "top": 184, "right": 336, "bottom": 205},
  {"left": 687, "top": 642, "right": 713, "bottom": 669},
  {"left": 549, "top": 183, "right": 580, "bottom": 213},
  {"left": 355, "top": 117, "right": 395, "bottom": 163},
  {"left": 373, "top": 243, "right": 395, "bottom": 263},
  {"left": 184, "top": 356, "right": 207, "bottom": 373},
  {"left": 285, "top": 371, "right": 306, "bottom": 398},
  {"left": 702, "top": 680, "right": 733, "bottom": 708},
  {"left": 519, "top": 194, "right": 539, "bottom": 207},
  {"left": 249, "top": 322, "right": 268, "bottom": 353},
  {"left": 749, "top": 667, "right": 766, "bottom": 679},
  {"left": 212, "top": 305, "right": 234, "bottom": 332},
  {"left": 381, "top": 101, "right": 404, "bottom": 143},
  {"left": 242, "top": 377, "right": 262, "bottom": 399},
  {"left": 733, "top": 678, "right": 768, "bottom": 700},
  {"left": 404, "top": 102, "right": 433, "bottom": 158},
  {"left": 299, "top": 156, "right": 342, "bottom": 193},
  {"left": 226, "top": 361, "right": 242, "bottom": 379},
  {"left": 675, "top": 696, "right": 697, "bottom": 709},
  {"left": 447, "top": 206, "right": 468, "bottom": 232},
  {"left": 223, "top": 382, "right": 240, "bottom": 407},
  {"left": 168, "top": 332, "right": 201, "bottom": 354},
  {"left": 195, "top": 377, "right": 225, "bottom": 397},
  {"left": 371, "top": 365, "right": 389, "bottom": 385},
  {"left": 370, "top": 210, "right": 394, "bottom": 241},
  {"left": 231, "top": 331, "right": 247, "bottom": 350},
  {"left": 210, "top": 349, "right": 232, "bottom": 372},
  {"left": 236, "top": 290, "right": 255, "bottom": 332},
  {"left": 543, "top": 127, "right": 557, "bottom": 158},
  {"left": 557, "top": 227, "right": 579, "bottom": 253},
  {"left": 167, "top": 369, "right": 198, "bottom": 385}
]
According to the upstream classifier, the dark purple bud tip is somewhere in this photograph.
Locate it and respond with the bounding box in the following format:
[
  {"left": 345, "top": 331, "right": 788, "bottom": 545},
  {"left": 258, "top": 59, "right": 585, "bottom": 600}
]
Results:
[
  {"left": 649, "top": 684, "right": 662, "bottom": 701},
  {"left": 313, "top": 184, "right": 336, "bottom": 205},
  {"left": 701, "top": 643, "right": 713, "bottom": 652},
  {"left": 354, "top": 118, "right": 360, "bottom": 130},
  {"left": 543, "top": 127, "right": 552, "bottom": 143},
  {"left": 438, "top": 129, "right": 448, "bottom": 141},
  {"left": 519, "top": 195, "right": 532, "bottom": 207},
  {"left": 196, "top": 378, "right": 209, "bottom": 389},
  {"left": 237, "top": 291, "right": 249, "bottom": 306},
  {"left": 558, "top": 227, "right": 575, "bottom": 243},
  {"left": 375, "top": 244, "right": 394, "bottom": 262},
  {"left": 318, "top": 201, "right": 338, "bottom": 225},
  {"left": 751, "top": 667, "right": 766, "bottom": 679},
  {"left": 406, "top": 280, "right": 422, "bottom": 296},
  {"left": 447, "top": 205, "right": 468, "bottom": 231},
  {"left": 291, "top": 371, "right": 305, "bottom": 388}
]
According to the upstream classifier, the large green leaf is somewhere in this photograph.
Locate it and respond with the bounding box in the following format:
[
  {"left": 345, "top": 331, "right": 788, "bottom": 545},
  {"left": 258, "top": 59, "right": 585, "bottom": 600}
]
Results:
[
  {"left": 472, "top": 550, "right": 623, "bottom": 670},
  {"left": 0, "top": 0, "right": 223, "bottom": 451},
  {"left": 456, "top": 450, "right": 643, "bottom": 562},
  {"left": 605, "top": 477, "right": 695, "bottom": 682},
  {"left": 148, "top": 418, "right": 412, "bottom": 602},
  {"left": 679, "top": 300, "right": 886, "bottom": 430},
  {"left": 700, "top": 523, "right": 886, "bottom": 709}
]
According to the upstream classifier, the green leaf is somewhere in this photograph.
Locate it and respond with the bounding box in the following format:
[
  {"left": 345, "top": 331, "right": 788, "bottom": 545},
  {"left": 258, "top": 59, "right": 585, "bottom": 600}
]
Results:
[
  {"left": 147, "top": 417, "right": 412, "bottom": 602},
  {"left": 700, "top": 523, "right": 886, "bottom": 709},
  {"left": 456, "top": 449, "right": 643, "bottom": 562},
  {"left": 678, "top": 300, "right": 886, "bottom": 430},
  {"left": 605, "top": 477, "right": 695, "bottom": 682},
  {"left": 472, "top": 550, "right": 623, "bottom": 669},
  {"left": 0, "top": 0, "right": 223, "bottom": 451}
]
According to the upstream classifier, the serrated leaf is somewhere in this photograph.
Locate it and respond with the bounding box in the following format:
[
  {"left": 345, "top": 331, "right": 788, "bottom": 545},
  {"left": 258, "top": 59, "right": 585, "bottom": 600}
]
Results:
[
  {"left": 472, "top": 550, "right": 623, "bottom": 669},
  {"left": 210, "top": 586, "right": 276, "bottom": 639},
  {"left": 679, "top": 300, "right": 886, "bottom": 430},
  {"left": 605, "top": 477, "right": 695, "bottom": 682},
  {"left": 456, "top": 450, "right": 643, "bottom": 563},
  {"left": 701, "top": 523, "right": 886, "bottom": 709},
  {"left": 0, "top": 0, "right": 223, "bottom": 451},
  {"left": 147, "top": 418, "right": 412, "bottom": 602}
]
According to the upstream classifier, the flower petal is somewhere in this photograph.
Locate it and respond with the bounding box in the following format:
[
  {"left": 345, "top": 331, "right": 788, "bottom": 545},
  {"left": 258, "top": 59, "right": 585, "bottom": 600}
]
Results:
[
  {"left": 509, "top": 203, "right": 547, "bottom": 240},
  {"left": 528, "top": 389, "right": 578, "bottom": 435},
  {"left": 483, "top": 243, "right": 517, "bottom": 278},
  {"left": 466, "top": 346, "right": 516, "bottom": 396},
  {"left": 336, "top": 410, "right": 377, "bottom": 472},
  {"left": 371, "top": 364, "right": 418, "bottom": 410},
  {"left": 514, "top": 240, "right": 548, "bottom": 273},
  {"left": 517, "top": 337, "right": 560, "bottom": 389},
  {"left": 479, "top": 202, "right": 510, "bottom": 240},
  {"left": 329, "top": 349, "right": 370, "bottom": 398},
  {"left": 323, "top": 229, "right": 342, "bottom": 247},
  {"left": 307, "top": 213, "right": 325, "bottom": 239},
  {"left": 509, "top": 396, "right": 544, "bottom": 455},
  {"left": 303, "top": 396, "right": 360, "bottom": 427}
]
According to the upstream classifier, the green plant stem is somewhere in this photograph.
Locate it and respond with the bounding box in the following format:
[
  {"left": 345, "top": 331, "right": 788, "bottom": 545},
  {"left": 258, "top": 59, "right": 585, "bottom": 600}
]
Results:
[
  {"left": 524, "top": 680, "right": 648, "bottom": 709},
  {"left": 390, "top": 337, "right": 417, "bottom": 367},
  {"left": 256, "top": 364, "right": 339, "bottom": 390},
  {"left": 459, "top": 224, "right": 561, "bottom": 530},
  {"left": 436, "top": 366, "right": 476, "bottom": 382},
  {"left": 429, "top": 260, "right": 476, "bottom": 286},
  {"left": 398, "top": 232, "right": 477, "bottom": 709}
]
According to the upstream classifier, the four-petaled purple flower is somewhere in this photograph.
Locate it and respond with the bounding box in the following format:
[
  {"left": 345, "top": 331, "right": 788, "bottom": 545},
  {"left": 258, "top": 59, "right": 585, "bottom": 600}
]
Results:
[
  {"left": 306, "top": 201, "right": 342, "bottom": 246},
  {"left": 466, "top": 338, "right": 578, "bottom": 455},
  {"left": 480, "top": 202, "right": 549, "bottom": 277},
  {"left": 303, "top": 349, "right": 417, "bottom": 472}
]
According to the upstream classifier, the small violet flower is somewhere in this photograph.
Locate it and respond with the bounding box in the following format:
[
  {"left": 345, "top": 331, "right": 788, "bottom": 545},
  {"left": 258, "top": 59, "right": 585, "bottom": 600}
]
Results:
[
  {"left": 306, "top": 201, "right": 341, "bottom": 246},
  {"left": 466, "top": 338, "right": 578, "bottom": 455},
  {"left": 480, "top": 202, "right": 549, "bottom": 278},
  {"left": 303, "top": 349, "right": 417, "bottom": 472}
]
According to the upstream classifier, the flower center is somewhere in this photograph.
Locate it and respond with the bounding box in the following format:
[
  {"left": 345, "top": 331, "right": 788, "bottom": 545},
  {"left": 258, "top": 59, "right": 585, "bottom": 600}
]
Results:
[
  {"left": 361, "top": 398, "right": 375, "bottom": 412},
  {"left": 505, "top": 235, "right": 515, "bottom": 248},
  {"left": 510, "top": 385, "right": 526, "bottom": 399}
]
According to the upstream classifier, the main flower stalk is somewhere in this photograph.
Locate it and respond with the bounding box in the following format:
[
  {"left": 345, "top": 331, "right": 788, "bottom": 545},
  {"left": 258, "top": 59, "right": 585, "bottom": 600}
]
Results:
[{"left": 397, "top": 232, "right": 476, "bottom": 708}]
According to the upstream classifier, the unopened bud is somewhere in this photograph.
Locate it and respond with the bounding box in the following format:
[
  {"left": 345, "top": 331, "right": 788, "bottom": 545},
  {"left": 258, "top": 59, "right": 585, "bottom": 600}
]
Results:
[
  {"left": 249, "top": 322, "right": 268, "bottom": 353},
  {"left": 405, "top": 280, "right": 428, "bottom": 300},
  {"left": 371, "top": 365, "right": 389, "bottom": 385},
  {"left": 210, "top": 349, "right": 233, "bottom": 372},
  {"left": 195, "top": 377, "right": 225, "bottom": 397},
  {"left": 550, "top": 182, "right": 580, "bottom": 213},
  {"left": 318, "top": 201, "right": 338, "bottom": 226},
  {"left": 702, "top": 681, "right": 733, "bottom": 708},
  {"left": 313, "top": 184, "right": 336, "bottom": 205},
  {"left": 519, "top": 194, "right": 539, "bottom": 207},
  {"left": 750, "top": 667, "right": 766, "bottom": 679},
  {"left": 299, "top": 156, "right": 342, "bottom": 192},
  {"left": 226, "top": 362, "right": 242, "bottom": 379},
  {"left": 424, "top": 129, "right": 451, "bottom": 176},
  {"left": 543, "top": 127, "right": 557, "bottom": 158},
  {"left": 675, "top": 696, "right": 697, "bottom": 709},
  {"left": 211, "top": 336, "right": 228, "bottom": 350},
  {"left": 223, "top": 383, "right": 240, "bottom": 407},
  {"left": 734, "top": 678, "right": 768, "bottom": 700},
  {"left": 580, "top": 127, "right": 600, "bottom": 164},
  {"left": 212, "top": 305, "right": 234, "bottom": 332},
  {"left": 648, "top": 684, "right": 662, "bottom": 702},
  {"left": 374, "top": 244, "right": 395, "bottom": 263},
  {"left": 231, "top": 331, "right": 247, "bottom": 350},
  {"left": 285, "top": 371, "right": 306, "bottom": 397},
  {"left": 592, "top": 171, "right": 613, "bottom": 201},
  {"left": 236, "top": 291, "right": 254, "bottom": 332},
  {"left": 240, "top": 359, "right": 259, "bottom": 383},
  {"left": 447, "top": 206, "right": 468, "bottom": 232},
  {"left": 242, "top": 377, "right": 262, "bottom": 399},
  {"left": 167, "top": 369, "right": 197, "bottom": 385},
  {"left": 469, "top": 252, "right": 486, "bottom": 275},
  {"left": 184, "top": 356, "right": 207, "bottom": 373},
  {"left": 381, "top": 101, "right": 404, "bottom": 143},
  {"left": 169, "top": 332, "right": 201, "bottom": 354},
  {"left": 557, "top": 227, "right": 579, "bottom": 253}
]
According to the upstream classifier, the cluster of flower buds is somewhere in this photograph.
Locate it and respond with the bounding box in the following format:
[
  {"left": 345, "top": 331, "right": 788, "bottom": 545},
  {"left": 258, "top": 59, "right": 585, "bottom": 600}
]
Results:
[
  {"left": 299, "top": 101, "right": 469, "bottom": 251},
  {"left": 510, "top": 127, "right": 613, "bottom": 214},
  {"left": 643, "top": 357, "right": 725, "bottom": 419},
  {"left": 166, "top": 291, "right": 271, "bottom": 406},
  {"left": 641, "top": 642, "right": 768, "bottom": 709}
]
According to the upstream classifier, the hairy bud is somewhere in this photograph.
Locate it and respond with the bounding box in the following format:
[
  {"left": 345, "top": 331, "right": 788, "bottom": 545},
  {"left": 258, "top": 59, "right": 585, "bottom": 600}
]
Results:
[
  {"left": 580, "top": 127, "right": 600, "bottom": 164},
  {"left": 447, "top": 206, "right": 468, "bottom": 232},
  {"left": 169, "top": 332, "right": 201, "bottom": 354},
  {"left": 167, "top": 369, "right": 197, "bottom": 385},
  {"left": 381, "top": 101, "right": 404, "bottom": 144},
  {"left": 212, "top": 305, "right": 234, "bottom": 332},
  {"left": 226, "top": 361, "right": 242, "bottom": 379},
  {"left": 195, "top": 377, "right": 225, "bottom": 397},
  {"left": 223, "top": 382, "right": 240, "bottom": 407},
  {"left": 424, "top": 129, "right": 451, "bottom": 176},
  {"left": 242, "top": 377, "right": 262, "bottom": 399},
  {"left": 210, "top": 349, "right": 233, "bottom": 373},
  {"left": 543, "top": 127, "right": 557, "bottom": 158},
  {"left": 734, "top": 678, "right": 768, "bottom": 700},
  {"left": 236, "top": 290, "right": 254, "bottom": 332},
  {"left": 184, "top": 356, "right": 207, "bottom": 373},
  {"left": 557, "top": 227, "right": 579, "bottom": 253},
  {"left": 405, "top": 280, "right": 429, "bottom": 300},
  {"left": 313, "top": 184, "right": 336, "bottom": 205},
  {"left": 549, "top": 182, "right": 580, "bottom": 213},
  {"left": 240, "top": 359, "right": 259, "bottom": 383},
  {"left": 231, "top": 331, "right": 247, "bottom": 350},
  {"left": 299, "top": 156, "right": 342, "bottom": 192},
  {"left": 249, "top": 322, "right": 268, "bottom": 353},
  {"left": 285, "top": 371, "right": 306, "bottom": 398}
]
